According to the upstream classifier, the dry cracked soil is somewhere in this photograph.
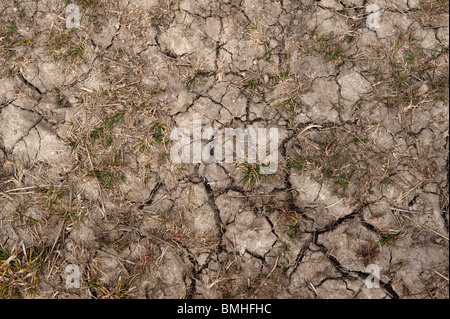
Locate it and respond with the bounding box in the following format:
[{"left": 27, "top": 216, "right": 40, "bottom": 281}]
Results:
[{"left": 0, "top": 0, "right": 449, "bottom": 299}]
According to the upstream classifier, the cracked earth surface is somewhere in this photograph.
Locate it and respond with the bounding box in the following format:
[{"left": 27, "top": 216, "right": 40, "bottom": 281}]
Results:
[{"left": 0, "top": 0, "right": 448, "bottom": 299}]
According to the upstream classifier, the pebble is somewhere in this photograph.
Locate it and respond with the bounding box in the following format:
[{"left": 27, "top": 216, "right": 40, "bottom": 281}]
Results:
[{"left": 269, "top": 39, "right": 278, "bottom": 48}]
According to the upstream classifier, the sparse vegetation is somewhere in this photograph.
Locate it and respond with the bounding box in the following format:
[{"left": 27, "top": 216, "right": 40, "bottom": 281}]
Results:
[
  {"left": 289, "top": 127, "right": 372, "bottom": 204},
  {"left": 0, "top": 245, "right": 44, "bottom": 298},
  {"left": 356, "top": 242, "right": 379, "bottom": 266},
  {"left": 185, "top": 69, "right": 205, "bottom": 92},
  {"left": 46, "top": 29, "right": 85, "bottom": 62},
  {"left": 298, "top": 29, "right": 351, "bottom": 64},
  {"left": 240, "top": 162, "right": 268, "bottom": 190},
  {"left": 0, "top": 0, "right": 448, "bottom": 300},
  {"left": 241, "top": 78, "right": 263, "bottom": 95}
]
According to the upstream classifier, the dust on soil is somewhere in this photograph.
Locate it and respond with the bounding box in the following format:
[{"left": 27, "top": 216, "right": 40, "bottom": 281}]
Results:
[{"left": 0, "top": 0, "right": 448, "bottom": 299}]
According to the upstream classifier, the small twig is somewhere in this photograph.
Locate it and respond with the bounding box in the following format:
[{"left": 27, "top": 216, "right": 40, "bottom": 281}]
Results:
[
  {"left": 97, "top": 103, "right": 122, "bottom": 107},
  {"left": 433, "top": 270, "right": 449, "bottom": 282},
  {"left": 400, "top": 213, "right": 448, "bottom": 241},
  {"left": 324, "top": 201, "right": 340, "bottom": 209},
  {"left": 103, "top": 56, "right": 130, "bottom": 68},
  {"left": 222, "top": 231, "right": 235, "bottom": 248},
  {"left": 207, "top": 277, "right": 229, "bottom": 289},
  {"left": 251, "top": 255, "right": 279, "bottom": 298},
  {"left": 146, "top": 233, "right": 177, "bottom": 248},
  {"left": 389, "top": 207, "right": 420, "bottom": 214},
  {"left": 310, "top": 282, "right": 319, "bottom": 297},
  {"left": 396, "top": 181, "right": 422, "bottom": 203},
  {"left": 96, "top": 250, "right": 135, "bottom": 264},
  {"left": 228, "top": 194, "right": 276, "bottom": 198},
  {"left": 0, "top": 192, "right": 13, "bottom": 201},
  {"left": 299, "top": 124, "right": 323, "bottom": 136},
  {"left": 2, "top": 191, "right": 35, "bottom": 195},
  {"left": 80, "top": 87, "right": 94, "bottom": 94},
  {"left": 45, "top": 190, "right": 73, "bottom": 274},
  {"left": 5, "top": 186, "right": 38, "bottom": 193},
  {"left": 85, "top": 145, "right": 107, "bottom": 219},
  {"left": 147, "top": 194, "right": 167, "bottom": 208}
]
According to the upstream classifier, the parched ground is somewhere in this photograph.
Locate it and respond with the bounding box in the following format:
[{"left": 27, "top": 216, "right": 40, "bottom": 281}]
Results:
[{"left": 0, "top": 0, "right": 448, "bottom": 299}]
